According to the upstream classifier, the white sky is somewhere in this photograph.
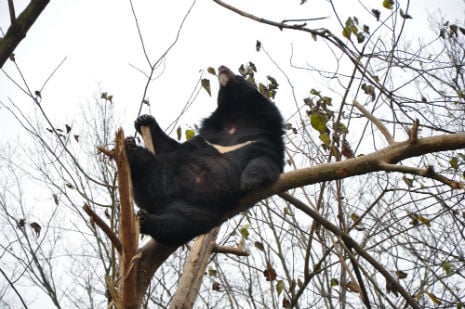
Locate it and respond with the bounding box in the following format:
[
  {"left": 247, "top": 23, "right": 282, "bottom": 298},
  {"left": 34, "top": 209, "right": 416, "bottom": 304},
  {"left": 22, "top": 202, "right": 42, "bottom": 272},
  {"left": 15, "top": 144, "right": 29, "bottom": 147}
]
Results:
[{"left": 1, "top": 0, "right": 463, "bottom": 143}]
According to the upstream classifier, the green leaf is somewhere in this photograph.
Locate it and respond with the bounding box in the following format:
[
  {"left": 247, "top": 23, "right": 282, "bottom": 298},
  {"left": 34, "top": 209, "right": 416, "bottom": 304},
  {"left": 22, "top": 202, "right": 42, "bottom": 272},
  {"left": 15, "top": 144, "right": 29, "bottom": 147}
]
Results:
[
  {"left": 208, "top": 267, "right": 218, "bottom": 277},
  {"left": 417, "top": 215, "right": 431, "bottom": 227},
  {"left": 185, "top": 129, "right": 195, "bottom": 141},
  {"left": 427, "top": 292, "right": 441, "bottom": 305},
  {"left": 201, "top": 78, "right": 211, "bottom": 96},
  {"left": 351, "top": 213, "right": 361, "bottom": 224},
  {"left": 337, "top": 123, "right": 348, "bottom": 134},
  {"left": 322, "top": 96, "right": 332, "bottom": 106},
  {"left": 450, "top": 157, "right": 459, "bottom": 170},
  {"left": 239, "top": 224, "right": 251, "bottom": 239},
  {"left": 330, "top": 278, "right": 339, "bottom": 287},
  {"left": 342, "top": 26, "right": 352, "bottom": 39},
  {"left": 176, "top": 126, "right": 182, "bottom": 141},
  {"left": 442, "top": 261, "right": 455, "bottom": 276},
  {"left": 258, "top": 83, "right": 267, "bottom": 96},
  {"left": 382, "top": 0, "right": 394, "bottom": 9},
  {"left": 310, "top": 112, "right": 328, "bottom": 133},
  {"left": 207, "top": 67, "right": 216, "bottom": 76},
  {"left": 319, "top": 133, "right": 331, "bottom": 146},
  {"left": 310, "top": 88, "right": 320, "bottom": 96},
  {"left": 276, "top": 280, "right": 285, "bottom": 296}
]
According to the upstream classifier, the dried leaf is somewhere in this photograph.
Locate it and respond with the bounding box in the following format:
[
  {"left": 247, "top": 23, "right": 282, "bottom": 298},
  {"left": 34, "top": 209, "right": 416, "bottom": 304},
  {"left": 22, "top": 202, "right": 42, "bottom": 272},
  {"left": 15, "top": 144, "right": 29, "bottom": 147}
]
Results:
[
  {"left": 345, "top": 281, "right": 361, "bottom": 293},
  {"left": 395, "top": 270, "right": 408, "bottom": 279},
  {"left": 254, "top": 241, "right": 265, "bottom": 251},
  {"left": 201, "top": 78, "right": 211, "bottom": 96},
  {"left": 30, "top": 222, "right": 42, "bottom": 238},
  {"left": 263, "top": 262, "right": 277, "bottom": 281}
]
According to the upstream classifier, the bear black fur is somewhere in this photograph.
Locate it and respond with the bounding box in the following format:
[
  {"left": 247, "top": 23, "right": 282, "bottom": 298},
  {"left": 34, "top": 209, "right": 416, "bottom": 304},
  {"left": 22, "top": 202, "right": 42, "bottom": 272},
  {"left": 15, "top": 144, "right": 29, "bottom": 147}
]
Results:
[{"left": 126, "top": 66, "right": 284, "bottom": 246}]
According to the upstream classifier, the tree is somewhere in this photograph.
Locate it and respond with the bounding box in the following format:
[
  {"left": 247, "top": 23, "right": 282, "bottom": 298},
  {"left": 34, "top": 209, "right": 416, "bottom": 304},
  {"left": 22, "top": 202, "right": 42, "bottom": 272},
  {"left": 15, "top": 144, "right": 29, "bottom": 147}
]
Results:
[{"left": 1, "top": 0, "right": 465, "bottom": 308}]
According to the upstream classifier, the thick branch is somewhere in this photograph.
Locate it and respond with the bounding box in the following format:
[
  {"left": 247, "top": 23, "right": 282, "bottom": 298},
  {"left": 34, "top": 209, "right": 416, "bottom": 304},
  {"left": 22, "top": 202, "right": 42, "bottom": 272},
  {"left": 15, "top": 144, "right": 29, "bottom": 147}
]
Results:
[
  {"left": 0, "top": 0, "right": 50, "bottom": 68},
  {"left": 115, "top": 129, "right": 139, "bottom": 309},
  {"left": 352, "top": 100, "right": 395, "bottom": 145},
  {"left": 170, "top": 228, "right": 220, "bottom": 309}
]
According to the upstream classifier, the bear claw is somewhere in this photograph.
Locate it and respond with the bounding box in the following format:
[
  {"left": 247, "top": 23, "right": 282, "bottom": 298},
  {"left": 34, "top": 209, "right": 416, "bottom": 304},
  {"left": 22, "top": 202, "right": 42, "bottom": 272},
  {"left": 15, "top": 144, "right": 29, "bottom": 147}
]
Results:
[{"left": 135, "top": 114, "right": 156, "bottom": 133}]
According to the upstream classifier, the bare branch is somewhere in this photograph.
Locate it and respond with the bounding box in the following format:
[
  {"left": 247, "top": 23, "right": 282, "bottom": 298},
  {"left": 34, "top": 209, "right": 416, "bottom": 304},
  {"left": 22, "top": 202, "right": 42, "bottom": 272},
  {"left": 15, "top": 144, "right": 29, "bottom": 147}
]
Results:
[
  {"left": 353, "top": 100, "right": 395, "bottom": 145},
  {"left": 278, "top": 192, "right": 421, "bottom": 309},
  {"left": 378, "top": 162, "right": 464, "bottom": 189},
  {"left": 83, "top": 204, "right": 122, "bottom": 254},
  {"left": 212, "top": 244, "right": 249, "bottom": 257}
]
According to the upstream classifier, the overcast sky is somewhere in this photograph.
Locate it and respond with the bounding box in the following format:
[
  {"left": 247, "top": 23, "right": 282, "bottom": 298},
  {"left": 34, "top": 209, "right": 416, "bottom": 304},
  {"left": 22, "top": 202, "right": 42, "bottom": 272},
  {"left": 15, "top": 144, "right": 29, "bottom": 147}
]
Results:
[{"left": 0, "top": 0, "right": 463, "bottom": 141}]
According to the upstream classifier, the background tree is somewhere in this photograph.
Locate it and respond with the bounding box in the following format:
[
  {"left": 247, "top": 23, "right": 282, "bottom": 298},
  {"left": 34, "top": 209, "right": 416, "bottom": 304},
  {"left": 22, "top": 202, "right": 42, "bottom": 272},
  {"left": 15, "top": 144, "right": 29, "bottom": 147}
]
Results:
[{"left": 1, "top": 0, "right": 464, "bottom": 308}]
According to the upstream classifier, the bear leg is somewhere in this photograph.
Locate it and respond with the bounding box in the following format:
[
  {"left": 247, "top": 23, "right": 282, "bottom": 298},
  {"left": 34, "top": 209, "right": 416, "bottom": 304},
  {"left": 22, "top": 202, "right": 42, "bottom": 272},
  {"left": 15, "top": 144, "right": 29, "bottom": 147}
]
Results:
[
  {"left": 240, "top": 157, "right": 280, "bottom": 191},
  {"left": 137, "top": 202, "right": 221, "bottom": 246},
  {"left": 135, "top": 114, "right": 181, "bottom": 153}
]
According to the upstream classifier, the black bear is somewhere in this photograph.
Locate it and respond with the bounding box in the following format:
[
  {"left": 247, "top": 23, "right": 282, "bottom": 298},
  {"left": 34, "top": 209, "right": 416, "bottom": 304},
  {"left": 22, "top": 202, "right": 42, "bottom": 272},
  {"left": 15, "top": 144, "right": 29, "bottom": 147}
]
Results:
[{"left": 126, "top": 66, "right": 284, "bottom": 246}]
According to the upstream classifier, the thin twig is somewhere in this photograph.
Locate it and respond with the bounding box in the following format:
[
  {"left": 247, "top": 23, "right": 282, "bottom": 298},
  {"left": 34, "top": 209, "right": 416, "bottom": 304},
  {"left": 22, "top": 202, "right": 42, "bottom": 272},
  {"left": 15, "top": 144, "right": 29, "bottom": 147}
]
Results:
[{"left": 278, "top": 192, "right": 421, "bottom": 309}]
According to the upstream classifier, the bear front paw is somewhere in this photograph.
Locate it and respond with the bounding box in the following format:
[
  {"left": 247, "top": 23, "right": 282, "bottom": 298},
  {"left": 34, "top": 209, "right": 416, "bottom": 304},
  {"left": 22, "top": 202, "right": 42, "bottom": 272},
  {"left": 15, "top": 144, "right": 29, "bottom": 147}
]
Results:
[{"left": 135, "top": 114, "right": 156, "bottom": 133}]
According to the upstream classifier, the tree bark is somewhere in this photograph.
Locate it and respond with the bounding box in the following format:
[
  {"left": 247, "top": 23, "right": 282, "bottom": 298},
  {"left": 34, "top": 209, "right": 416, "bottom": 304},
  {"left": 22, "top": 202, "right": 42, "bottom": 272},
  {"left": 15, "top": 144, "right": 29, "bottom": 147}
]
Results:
[
  {"left": 0, "top": 0, "right": 50, "bottom": 68},
  {"left": 115, "top": 129, "right": 139, "bottom": 309},
  {"left": 169, "top": 227, "right": 220, "bottom": 309}
]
